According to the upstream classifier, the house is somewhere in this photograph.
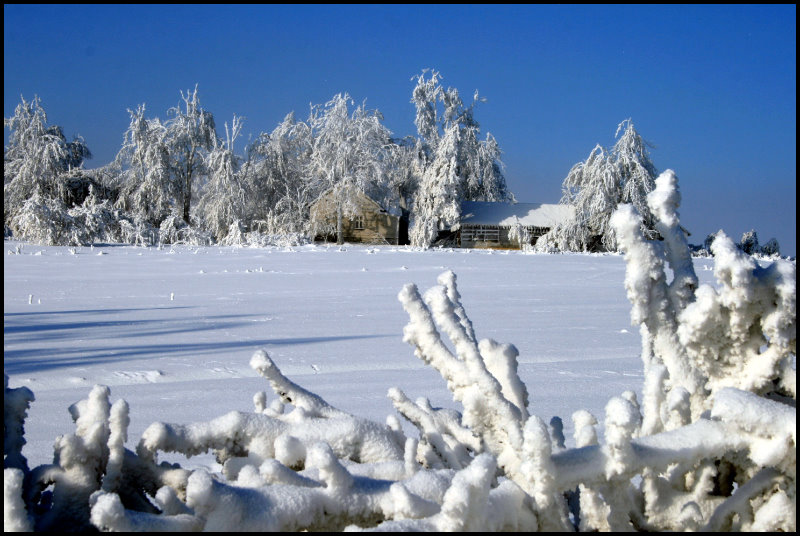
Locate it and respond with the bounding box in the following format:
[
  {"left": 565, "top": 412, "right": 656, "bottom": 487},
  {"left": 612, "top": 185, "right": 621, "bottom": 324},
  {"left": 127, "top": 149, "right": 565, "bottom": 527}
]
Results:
[
  {"left": 458, "top": 201, "right": 574, "bottom": 249},
  {"left": 310, "top": 188, "right": 408, "bottom": 245}
]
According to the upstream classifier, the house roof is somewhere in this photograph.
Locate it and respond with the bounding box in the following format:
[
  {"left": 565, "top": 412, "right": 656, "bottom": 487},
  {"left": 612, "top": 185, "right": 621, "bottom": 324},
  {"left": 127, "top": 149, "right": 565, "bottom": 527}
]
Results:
[
  {"left": 460, "top": 201, "right": 574, "bottom": 228},
  {"left": 311, "top": 187, "right": 400, "bottom": 216}
]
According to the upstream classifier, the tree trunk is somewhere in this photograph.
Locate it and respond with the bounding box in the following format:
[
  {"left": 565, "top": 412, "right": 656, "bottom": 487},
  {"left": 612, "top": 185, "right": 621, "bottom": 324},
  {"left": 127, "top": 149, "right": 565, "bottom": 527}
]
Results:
[
  {"left": 336, "top": 205, "right": 344, "bottom": 245},
  {"left": 183, "top": 153, "right": 195, "bottom": 225},
  {"left": 183, "top": 175, "right": 192, "bottom": 225}
]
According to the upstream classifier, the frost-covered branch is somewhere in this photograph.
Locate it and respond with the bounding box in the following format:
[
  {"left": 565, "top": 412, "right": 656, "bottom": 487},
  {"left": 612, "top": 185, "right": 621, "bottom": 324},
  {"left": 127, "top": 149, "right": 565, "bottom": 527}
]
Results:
[
  {"left": 3, "top": 383, "right": 182, "bottom": 532},
  {"left": 612, "top": 169, "right": 796, "bottom": 415},
  {"left": 137, "top": 351, "right": 405, "bottom": 479},
  {"left": 397, "top": 270, "right": 532, "bottom": 482}
]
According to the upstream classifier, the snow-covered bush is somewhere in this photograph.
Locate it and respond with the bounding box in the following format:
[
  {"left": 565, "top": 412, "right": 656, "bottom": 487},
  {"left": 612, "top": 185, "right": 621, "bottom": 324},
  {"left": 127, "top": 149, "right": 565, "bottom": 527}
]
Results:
[
  {"left": 508, "top": 216, "right": 532, "bottom": 250},
  {"left": 760, "top": 237, "right": 781, "bottom": 258},
  {"left": 117, "top": 216, "right": 159, "bottom": 247},
  {"left": 65, "top": 189, "right": 121, "bottom": 245},
  {"left": 10, "top": 186, "right": 130, "bottom": 247},
  {"left": 739, "top": 229, "right": 760, "bottom": 255},
  {"left": 4, "top": 172, "right": 795, "bottom": 531},
  {"left": 8, "top": 192, "right": 75, "bottom": 246},
  {"left": 157, "top": 215, "right": 213, "bottom": 246}
]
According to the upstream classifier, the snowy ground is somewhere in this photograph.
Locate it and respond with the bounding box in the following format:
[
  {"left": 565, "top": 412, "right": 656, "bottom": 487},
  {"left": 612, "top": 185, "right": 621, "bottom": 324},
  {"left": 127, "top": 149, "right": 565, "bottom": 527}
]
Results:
[{"left": 4, "top": 241, "right": 719, "bottom": 472}]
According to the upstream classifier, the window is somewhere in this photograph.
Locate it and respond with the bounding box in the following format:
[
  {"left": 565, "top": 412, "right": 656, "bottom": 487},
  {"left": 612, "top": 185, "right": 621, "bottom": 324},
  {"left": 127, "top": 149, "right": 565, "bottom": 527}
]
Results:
[
  {"left": 462, "top": 225, "right": 499, "bottom": 242},
  {"left": 352, "top": 216, "right": 365, "bottom": 230}
]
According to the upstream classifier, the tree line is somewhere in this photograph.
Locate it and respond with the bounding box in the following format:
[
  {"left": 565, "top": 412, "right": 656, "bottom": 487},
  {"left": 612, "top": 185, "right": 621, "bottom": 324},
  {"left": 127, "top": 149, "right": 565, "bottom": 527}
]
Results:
[
  {"left": 3, "top": 70, "right": 511, "bottom": 248},
  {"left": 4, "top": 70, "right": 780, "bottom": 256}
]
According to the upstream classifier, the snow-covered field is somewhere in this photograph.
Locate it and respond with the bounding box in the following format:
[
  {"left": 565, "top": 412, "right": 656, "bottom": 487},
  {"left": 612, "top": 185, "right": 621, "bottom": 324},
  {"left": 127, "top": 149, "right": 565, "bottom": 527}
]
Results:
[{"left": 4, "top": 240, "right": 718, "bottom": 471}]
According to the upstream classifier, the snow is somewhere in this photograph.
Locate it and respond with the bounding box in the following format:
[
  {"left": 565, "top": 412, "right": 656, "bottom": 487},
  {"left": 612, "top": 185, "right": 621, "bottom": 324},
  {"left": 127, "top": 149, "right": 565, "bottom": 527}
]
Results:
[
  {"left": 4, "top": 234, "right": 795, "bottom": 531},
  {"left": 460, "top": 200, "right": 574, "bottom": 228},
  {"left": 5, "top": 242, "right": 667, "bottom": 473}
]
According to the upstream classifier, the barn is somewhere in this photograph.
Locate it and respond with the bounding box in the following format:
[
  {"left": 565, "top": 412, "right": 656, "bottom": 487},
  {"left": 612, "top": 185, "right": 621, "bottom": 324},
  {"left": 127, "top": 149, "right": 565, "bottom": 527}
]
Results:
[{"left": 458, "top": 201, "right": 574, "bottom": 249}]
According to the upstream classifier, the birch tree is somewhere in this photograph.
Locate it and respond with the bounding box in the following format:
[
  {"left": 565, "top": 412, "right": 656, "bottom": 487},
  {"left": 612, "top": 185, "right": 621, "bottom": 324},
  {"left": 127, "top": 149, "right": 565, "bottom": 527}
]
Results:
[
  {"left": 408, "top": 71, "right": 513, "bottom": 247},
  {"left": 410, "top": 124, "right": 462, "bottom": 247},
  {"left": 613, "top": 118, "right": 658, "bottom": 233}
]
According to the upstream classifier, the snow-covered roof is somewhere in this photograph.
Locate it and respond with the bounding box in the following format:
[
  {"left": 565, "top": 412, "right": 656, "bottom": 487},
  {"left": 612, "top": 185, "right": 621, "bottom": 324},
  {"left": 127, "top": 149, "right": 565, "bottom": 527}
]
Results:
[
  {"left": 311, "top": 187, "right": 402, "bottom": 217},
  {"left": 460, "top": 201, "right": 574, "bottom": 228}
]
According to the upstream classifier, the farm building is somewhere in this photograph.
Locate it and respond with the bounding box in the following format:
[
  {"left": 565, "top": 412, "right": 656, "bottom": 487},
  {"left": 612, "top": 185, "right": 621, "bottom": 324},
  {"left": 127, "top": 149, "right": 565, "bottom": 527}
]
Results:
[
  {"left": 458, "top": 201, "right": 574, "bottom": 248},
  {"left": 310, "top": 188, "right": 408, "bottom": 245}
]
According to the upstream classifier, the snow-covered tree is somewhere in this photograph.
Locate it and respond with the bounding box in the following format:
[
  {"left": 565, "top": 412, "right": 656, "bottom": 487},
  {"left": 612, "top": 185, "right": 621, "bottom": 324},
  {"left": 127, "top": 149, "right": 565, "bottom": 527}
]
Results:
[
  {"left": 613, "top": 118, "right": 658, "bottom": 227},
  {"left": 541, "top": 119, "right": 658, "bottom": 252},
  {"left": 408, "top": 70, "right": 512, "bottom": 247},
  {"left": 164, "top": 86, "right": 216, "bottom": 225},
  {"left": 540, "top": 144, "right": 617, "bottom": 252},
  {"left": 411, "top": 71, "right": 512, "bottom": 202},
  {"left": 110, "top": 87, "right": 218, "bottom": 243},
  {"left": 113, "top": 104, "right": 172, "bottom": 230},
  {"left": 474, "top": 132, "right": 512, "bottom": 203},
  {"left": 760, "top": 237, "right": 781, "bottom": 257},
  {"left": 240, "top": 112, "right": 315, "bottom": 239},
  {"left": 4, "top": 95, "right": 92, "bottom": 238},
  {"left": 196, "top": 115, "right": 247, "bottom": 242},
  {"left": 410, "top": 69, "right": 443, "bottom": 160},
  {"left": 383, "top": 135, "right": 421, "bottom": 214},
  {"left": 306, "top": 93, "right": 392, "bottom": 244},
  {"left": 739, "top": 229, "right": 759, "bottom": 255},
  {"left": 409, "top": 124, "right": 463, "bottom": 247},
  {"left": 5, "top": 115, "right": 117, "bottom": 248}
]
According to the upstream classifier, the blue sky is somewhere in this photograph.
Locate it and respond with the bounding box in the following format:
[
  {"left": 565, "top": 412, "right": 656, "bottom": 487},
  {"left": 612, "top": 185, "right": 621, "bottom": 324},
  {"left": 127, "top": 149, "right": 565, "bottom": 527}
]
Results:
[{"left": 4, "top": 5, "right": 796, "bottom": 255}]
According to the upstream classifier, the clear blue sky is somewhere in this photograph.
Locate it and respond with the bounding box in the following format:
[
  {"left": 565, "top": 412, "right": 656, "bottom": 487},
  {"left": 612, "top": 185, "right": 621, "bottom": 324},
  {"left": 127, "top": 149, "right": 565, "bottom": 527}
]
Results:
[{"left": 4, "top": 5, "right": 796, "bottom": 255}]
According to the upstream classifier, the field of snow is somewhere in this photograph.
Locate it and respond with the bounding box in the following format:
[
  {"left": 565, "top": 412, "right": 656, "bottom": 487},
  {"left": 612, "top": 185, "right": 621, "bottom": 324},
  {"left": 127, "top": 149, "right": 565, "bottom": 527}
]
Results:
[{"left": 4, "top": 240, "right": 719, "bottom": 472}]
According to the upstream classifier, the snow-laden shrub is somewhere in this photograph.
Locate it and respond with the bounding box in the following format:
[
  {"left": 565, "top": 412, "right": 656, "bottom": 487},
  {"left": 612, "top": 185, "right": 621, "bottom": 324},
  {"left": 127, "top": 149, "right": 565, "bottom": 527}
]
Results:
[
  {"left": 4, "top": 170, "right": 795, "bottom": 531},
  {"left": 245, "top": 231, "right": 310, "bottom": 248},
  {"left": 216, "top": 219, "right": 311, "bottom": 248},
  {"left": 8, "top": 191, "right": 75, "bottom": 246},
  {"left": 157, "top": 215, "right": 213, "bottom": 246},
  {"left": 508, "top": 216, "right": 532, "bottom": 250},
  {"left": 117, "top": 216, "right": 159, "bottom": 247},
  {"left": 65, "top": 190, "right": 121, "bottom": 245},
  {"left": 8, "top": 185, "right": 151, "bottom": 247},
  {"left": 760, "top": 237, "right": 781, "bottom": 258},
  {"left": 739, "top": 229, "right": 759, "bottom": 256}
]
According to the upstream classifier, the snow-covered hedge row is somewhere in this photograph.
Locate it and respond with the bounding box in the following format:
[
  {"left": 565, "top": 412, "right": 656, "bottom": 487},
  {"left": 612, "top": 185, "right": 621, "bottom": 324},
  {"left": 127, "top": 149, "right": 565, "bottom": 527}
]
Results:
[{"left": 4, "top": 172, "right": 795, "bottom": 531}]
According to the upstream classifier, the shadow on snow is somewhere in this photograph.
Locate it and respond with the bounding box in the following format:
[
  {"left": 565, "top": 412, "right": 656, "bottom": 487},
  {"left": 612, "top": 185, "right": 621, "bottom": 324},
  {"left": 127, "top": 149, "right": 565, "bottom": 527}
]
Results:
[{"left": 3, "top": 334, "right": 392, "bottom": 375}]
